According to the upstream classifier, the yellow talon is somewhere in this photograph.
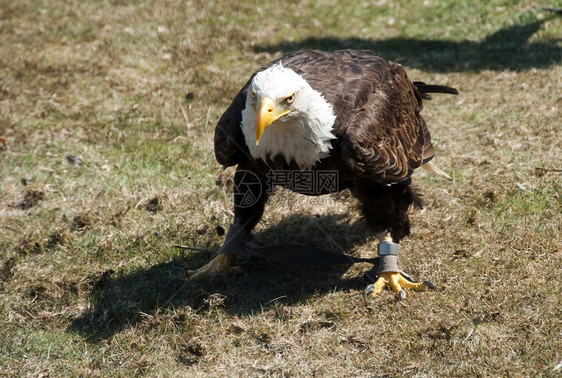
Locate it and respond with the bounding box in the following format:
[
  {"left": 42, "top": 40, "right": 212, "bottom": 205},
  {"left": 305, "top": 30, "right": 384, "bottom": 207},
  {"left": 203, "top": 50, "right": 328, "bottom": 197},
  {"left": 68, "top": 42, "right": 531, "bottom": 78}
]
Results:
[
  {"left": 186, "top": 254, "right": 243, "bottom": 280},
  {"left": 366, "top": 272, "right": 435, "bottom": 300}
]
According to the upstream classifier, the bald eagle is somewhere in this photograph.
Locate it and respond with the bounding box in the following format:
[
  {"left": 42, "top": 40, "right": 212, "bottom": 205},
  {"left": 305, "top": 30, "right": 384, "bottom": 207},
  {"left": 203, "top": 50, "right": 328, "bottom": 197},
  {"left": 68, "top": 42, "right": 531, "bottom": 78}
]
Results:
[{"left": 187, "top": 49, "right": 458, "bottom": 299}]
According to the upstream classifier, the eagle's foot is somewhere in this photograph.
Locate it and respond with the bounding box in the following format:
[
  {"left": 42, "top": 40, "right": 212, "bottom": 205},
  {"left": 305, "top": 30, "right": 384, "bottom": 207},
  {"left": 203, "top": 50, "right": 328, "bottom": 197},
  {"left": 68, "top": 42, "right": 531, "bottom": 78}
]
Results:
[
  {"left": 364, "top": 240, "right": 435, "bottom": 300},
  {"left": 365, "top": 272, "right": 435, "bottom": 300},
  {"left": 185, "top": 253, "right": 243, "bottom": 280},
  {"left": 179, "top": 222, "right": 257, "bottom": 281}
]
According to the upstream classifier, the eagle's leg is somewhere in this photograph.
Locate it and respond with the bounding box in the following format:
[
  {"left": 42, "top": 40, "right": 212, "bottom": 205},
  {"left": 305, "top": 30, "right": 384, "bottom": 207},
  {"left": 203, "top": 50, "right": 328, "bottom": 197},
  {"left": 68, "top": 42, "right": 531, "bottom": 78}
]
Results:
[
  {"left": 184, "top": 222, "right": 257, "bottom": 280},
  {"left": 353, "top": 181, "right": 435, "bottom": 299},
  {"left": 365, "top": 233, "right": 435, "bottom": 300},
  {"left": 185, "top": 165, "right": 268, "bottom": 280}
]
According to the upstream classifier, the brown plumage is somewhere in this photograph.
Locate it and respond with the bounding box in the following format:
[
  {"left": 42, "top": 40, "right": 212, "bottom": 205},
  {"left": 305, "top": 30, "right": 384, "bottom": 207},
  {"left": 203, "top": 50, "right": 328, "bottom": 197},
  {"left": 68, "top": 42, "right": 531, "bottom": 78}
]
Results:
[{"left": 214, "top": 49, "right": 457, "bottom": 243}]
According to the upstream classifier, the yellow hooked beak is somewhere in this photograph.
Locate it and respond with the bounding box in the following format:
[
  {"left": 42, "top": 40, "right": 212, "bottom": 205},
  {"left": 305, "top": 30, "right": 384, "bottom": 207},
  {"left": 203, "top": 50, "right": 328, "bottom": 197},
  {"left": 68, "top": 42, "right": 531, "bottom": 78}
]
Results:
[{"left": 256, "top": 97, "right": 291, "bottom": 145}]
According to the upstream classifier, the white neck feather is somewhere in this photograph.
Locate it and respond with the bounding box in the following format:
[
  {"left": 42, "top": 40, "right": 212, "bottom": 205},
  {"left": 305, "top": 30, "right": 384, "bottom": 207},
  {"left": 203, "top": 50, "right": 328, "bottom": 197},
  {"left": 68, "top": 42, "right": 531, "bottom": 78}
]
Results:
[{"left": 241, "top": 64, "right": 336, "bottom": 170}]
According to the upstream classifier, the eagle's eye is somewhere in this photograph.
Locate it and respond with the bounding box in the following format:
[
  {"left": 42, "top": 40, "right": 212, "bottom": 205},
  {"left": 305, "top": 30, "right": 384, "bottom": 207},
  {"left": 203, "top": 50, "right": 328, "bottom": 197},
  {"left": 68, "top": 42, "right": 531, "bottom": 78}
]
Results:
[
  {"left": 284, "top": 93, "right": 295, "bottom": 105},
  {"left": 249, "top": 90, "right": 257, "bottom": 110}
]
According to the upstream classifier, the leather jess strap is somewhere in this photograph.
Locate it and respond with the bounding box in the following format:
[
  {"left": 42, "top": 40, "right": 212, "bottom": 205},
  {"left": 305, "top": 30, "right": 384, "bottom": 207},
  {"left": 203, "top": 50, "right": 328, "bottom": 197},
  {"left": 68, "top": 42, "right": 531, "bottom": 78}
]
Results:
[
  {"left": 242, "top": 244, "right": 412, "bottom": 284},
  {"left": 244, "top": 243, "right": 379, "bottom": 267},
  {"left": 204, "top": 223, "right": 410, "bottom": 283}
]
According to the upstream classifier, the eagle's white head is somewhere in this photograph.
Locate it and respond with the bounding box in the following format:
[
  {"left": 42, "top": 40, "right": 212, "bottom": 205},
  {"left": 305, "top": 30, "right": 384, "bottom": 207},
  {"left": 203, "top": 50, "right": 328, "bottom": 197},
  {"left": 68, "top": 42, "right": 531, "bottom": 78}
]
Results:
[{"left": 241, "top": 63, "right": 336, "bottom": 169}]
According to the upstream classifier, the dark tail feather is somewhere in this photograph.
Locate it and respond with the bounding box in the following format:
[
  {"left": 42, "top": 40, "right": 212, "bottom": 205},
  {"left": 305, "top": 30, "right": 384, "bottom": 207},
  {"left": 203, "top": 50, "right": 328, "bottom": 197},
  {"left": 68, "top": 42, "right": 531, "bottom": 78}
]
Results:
[{"left": 414, "top": 81, "right": 459, "bottom": 100}]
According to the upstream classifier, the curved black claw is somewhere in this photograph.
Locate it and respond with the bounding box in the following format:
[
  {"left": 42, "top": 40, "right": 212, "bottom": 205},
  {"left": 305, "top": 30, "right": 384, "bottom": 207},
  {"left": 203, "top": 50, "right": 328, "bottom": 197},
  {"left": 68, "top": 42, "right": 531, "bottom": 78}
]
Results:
[
  {"left": 398, "top": 290, "right": 406, "bottom": 301},
  {"left": 166, "top": 277, "right": 185, "bottom": 289},
  {"left": 238, "top": 260, "right": 258, "bottom": 271},
  {"left": 167, "top": 267, "right": 188, "bottom": 288},
  {"left": 169, "top": 266, "right": 188, "bottom": 278},
  {"left": 422, "top": 280, "right": 437, "bottom": 290},
  {"left": 364, "top": 284, "right": 376, "bottom": 295}
]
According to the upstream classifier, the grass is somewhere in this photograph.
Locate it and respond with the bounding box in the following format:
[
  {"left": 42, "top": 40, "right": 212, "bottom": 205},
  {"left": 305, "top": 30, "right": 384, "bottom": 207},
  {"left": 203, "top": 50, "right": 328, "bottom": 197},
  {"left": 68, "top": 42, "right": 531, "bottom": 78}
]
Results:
[{"left": 1, "top": 0, "right": 561, "bottom": 375}]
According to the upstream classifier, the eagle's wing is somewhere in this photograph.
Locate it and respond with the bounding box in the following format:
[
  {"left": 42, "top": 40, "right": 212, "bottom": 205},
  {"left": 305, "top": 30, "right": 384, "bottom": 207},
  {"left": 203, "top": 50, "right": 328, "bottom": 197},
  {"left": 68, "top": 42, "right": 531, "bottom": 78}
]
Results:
[
  {"left": 214, "top": 82, "right": 250, "bottom": 168},
  {"left": 281, "top": 49, "right": 436, "bottom": 183},
  {"left": 339, "top": 58, "right": 434, "bottom": 182}
]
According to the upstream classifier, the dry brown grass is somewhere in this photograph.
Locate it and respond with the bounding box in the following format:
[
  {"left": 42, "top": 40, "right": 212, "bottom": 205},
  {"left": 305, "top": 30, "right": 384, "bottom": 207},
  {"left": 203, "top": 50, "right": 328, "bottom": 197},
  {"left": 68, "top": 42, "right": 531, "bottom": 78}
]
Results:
[{"left": 1, "top": 0, "right": 561, "bottom": 376}]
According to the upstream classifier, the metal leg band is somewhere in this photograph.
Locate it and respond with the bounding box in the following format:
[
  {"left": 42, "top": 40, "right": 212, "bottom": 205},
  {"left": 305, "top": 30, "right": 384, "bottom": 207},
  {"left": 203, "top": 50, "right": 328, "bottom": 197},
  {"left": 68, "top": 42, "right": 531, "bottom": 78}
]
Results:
[{"left": 377, "top": 241, "right": 398, "bottom": 256}]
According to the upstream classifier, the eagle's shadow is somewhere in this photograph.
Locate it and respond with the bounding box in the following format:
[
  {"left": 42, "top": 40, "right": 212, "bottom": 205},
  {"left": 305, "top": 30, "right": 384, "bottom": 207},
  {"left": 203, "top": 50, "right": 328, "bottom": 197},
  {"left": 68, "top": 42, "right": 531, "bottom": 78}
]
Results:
[
  {"left": 254, "top": 15, "right": 561, "bottom": 72},
  {"left": 68, "top": 212, "right": 376, "bottom": 342}
]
